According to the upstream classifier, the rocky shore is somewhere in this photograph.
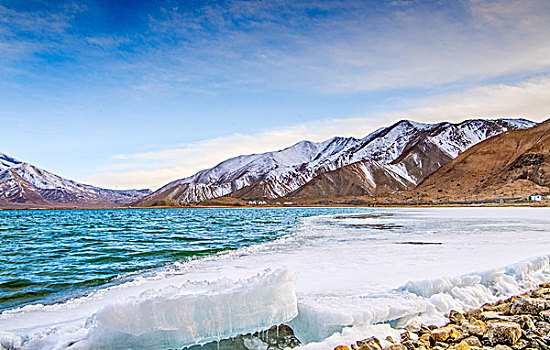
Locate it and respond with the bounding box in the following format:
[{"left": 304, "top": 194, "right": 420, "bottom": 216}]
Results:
[{"left": 335, "top": 283, "right": 550, "bottom": 350}]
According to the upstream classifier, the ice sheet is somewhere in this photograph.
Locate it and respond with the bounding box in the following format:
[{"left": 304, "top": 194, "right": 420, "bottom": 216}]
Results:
[{"left": 1, "top": 207, "right": 550, "bottom": 349}]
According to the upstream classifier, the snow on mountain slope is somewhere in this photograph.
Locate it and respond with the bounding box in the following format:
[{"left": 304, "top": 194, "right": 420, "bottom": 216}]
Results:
[
  {"left": 0, "top": 155, "right": 151, "bottom": 207},
  {"left": 138, "top": 118, "right": 535, "bottom": 205},
  {"left": 289, "top": 118, "right": 537, "bottom": 199},
  {"left": 0, "top": 153, "right": 22, "bottom": 171}
]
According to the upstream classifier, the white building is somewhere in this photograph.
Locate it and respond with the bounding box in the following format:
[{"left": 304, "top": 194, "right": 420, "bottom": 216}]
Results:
[{"left": 530, "top": 194, "right": 543, "bottom": 201}]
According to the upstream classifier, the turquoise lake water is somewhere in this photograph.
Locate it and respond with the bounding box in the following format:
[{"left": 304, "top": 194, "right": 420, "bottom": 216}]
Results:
[{"left": 0, "top": 207, "right": 366, "bottom": 312}]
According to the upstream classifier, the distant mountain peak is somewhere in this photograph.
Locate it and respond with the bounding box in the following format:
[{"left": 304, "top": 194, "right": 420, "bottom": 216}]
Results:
[{"left": 0, "top": 153, "right": 151, "bottom": 208}]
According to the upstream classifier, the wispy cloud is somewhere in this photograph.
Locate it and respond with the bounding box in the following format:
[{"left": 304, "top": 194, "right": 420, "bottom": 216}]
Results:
[
  {"left": 81, "top": 116, "right": 397, "bottom": 189},
  {"left": 81, "top": 74, "right": 550, "bottom": 190},
  {"left": 0, "top": 2, "right": 84, "bottom": 62},
  {"left": 3, "top": 0, "right": 550, "bottom": 94},
  {"left": 136, "top": 0, "right": 550, "bottom": 93},
  {"left": 404, "top": 75, "right": 550, "bottom": 122}
]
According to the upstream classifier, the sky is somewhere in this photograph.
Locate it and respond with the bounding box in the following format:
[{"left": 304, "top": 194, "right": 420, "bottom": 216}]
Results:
[{"left": 1, "top": 0, "right": 550, "bottom": 190}]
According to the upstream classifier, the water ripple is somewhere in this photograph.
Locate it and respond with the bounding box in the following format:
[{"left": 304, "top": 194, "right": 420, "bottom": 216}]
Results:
[{"left": 0, "top": 207, "right": 364, "bottom": 311}]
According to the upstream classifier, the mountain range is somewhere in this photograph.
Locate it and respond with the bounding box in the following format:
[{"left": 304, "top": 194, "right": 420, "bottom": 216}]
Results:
[
  {"left": 136, "top": 118, "right": 535, "bottom": 206},
  {"left": 0, "top": 118, "right": 540, "bottom": 208},
  {"left": 0, "top": 153, "right": 151, "bottom": 208}
]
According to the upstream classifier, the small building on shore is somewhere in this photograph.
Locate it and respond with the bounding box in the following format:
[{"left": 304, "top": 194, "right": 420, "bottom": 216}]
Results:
[{"left": 530, "top": 194, "right": 543, "bottom": 201}]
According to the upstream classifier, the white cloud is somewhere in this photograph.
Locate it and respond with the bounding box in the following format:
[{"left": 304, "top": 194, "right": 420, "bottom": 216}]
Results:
[
  {"left": 81, "top": 116, "right": 398, "bottom": 189},
  {"left": 140, "top": 0, "right": 550, "bottom": 93},
  {"left": 3, "top": 0, "right": 550, "bottom": 94},
  {"left": 81, "top": 74, "right": 550, "bottom": 190},
  {"left": 404, "top": 75, "right": 550, "bottom": 122}
]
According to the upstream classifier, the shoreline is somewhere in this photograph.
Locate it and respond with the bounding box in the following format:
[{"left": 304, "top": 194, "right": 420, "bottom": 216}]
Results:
[
  {"left": 1, "top": 203, "right": 549, "bottom": 211},
  {"left": 336, "top": 283, "right": 550, "bottom": 350}
]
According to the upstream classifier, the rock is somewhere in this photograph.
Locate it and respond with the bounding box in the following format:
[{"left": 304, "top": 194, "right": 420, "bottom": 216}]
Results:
[
  {"left": 453, "top": 340, "right": 471, "bottom": 350},
  {"left": 512, "top": 339, "right": 530, "bottom": 350},
  {"left": 419, "top": 324, "right": 433, "bottom": 335},
  {"left": 356, "top": 337, "right": 382, "bottom": 350},
  {"left": 463, "top": 336, "right": 483, "bottom": 347},
  {"left": 531, "top": 288, "right": 550, "bottom": 298},
  {"left": 494, "top": 345, "right": 513, "bottom": 350},
  {"left": 383, "top": 345, "right": 405, "bottom": 350},
  {"left": 495, "top": 303, "right": 512, "bottom": 315},
  {"left": 385, "top": 336, "right": 396, "bottom": 344},
  {"left": 450, "top": 328, "right": 464, "bottom": 342},
  {"left": 466, "top": 309, "right": 483, "bottom": 321},
  {"left": 488, "top": 322, "right": 522, "bottom": 345},
  {"left": 511, "top": 299, "right": 550, "bottom": 315},
  {"left": 402, "top": 340, "right": 415, "bottom": 350},
  {"left": 418, "top": 340, "right": 431, "bottom": 348},
  {"left": 401, "top": 332, "right": 411, "bottom": 342},
  {"left": 512, "top": 315, "right": 537, "bottom": 331},
  {"left": 450, "top": 310, "right": 467, "bottom": 325},
  {"left": 481, "top": 312, "right": 517, "bottom": 323},
  {"left": 482, "top": 303, "right": 497, "bottom": 312},
  {"left": 526, "top": 336, "right": 550, "bottom": 350},
  {"left": 464, "top": 320, "right": 488, "bottom": 337},
  {"left": 435, "top": 342, "right": 450, "bottom": 348},
  {"left": 535, "top": 321, "right": 550, "bottom": 335},
  {"left": 335, "top": 346, "right": 351, "bottom": 350},
  {"left": 405, "top": 321, "right": 422, "bottom": 334},
  {"left": 524, "top": 332, "right": 543, "bottom": 349},
  {"left": 419, "top": 333, "right": 434, "bottom": 347},
  {"left": 540, "top": 310, "right": 550, "bottom": 323},
  {"left": 482, "top": 312, "right": 504, "bottom": 321},
  {"left": 433, "top": 326, "right": 462, "bottom": 342}
]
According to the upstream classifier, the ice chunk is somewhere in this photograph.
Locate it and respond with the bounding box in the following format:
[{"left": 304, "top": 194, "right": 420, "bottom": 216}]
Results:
[
  {"left": 3, "top": 269, "right": 297, "bottom": 350},
  {"left": 0, "top": 331, "right": 22, "bottom": 349},
  {"left": 86, "top": 268, "right": 298, "bottom": 348}
]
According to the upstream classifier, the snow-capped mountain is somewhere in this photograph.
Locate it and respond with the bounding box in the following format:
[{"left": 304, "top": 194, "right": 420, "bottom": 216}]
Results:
[
  {"left": 0, "top": 153, "right": 151, "bottom": 207},
  {"left": 137, "top": 118, "right": 535, "bottom": 205}
]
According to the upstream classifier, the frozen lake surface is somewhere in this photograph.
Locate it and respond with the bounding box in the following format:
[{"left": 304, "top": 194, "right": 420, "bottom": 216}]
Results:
[{"left": 1, "top": 207, "right": 550, "bottom": 349}]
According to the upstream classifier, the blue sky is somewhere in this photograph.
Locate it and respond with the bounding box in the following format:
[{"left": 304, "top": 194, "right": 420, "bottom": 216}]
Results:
[{"left": 1, "top": 0, "right": 550, "bottom": 189}]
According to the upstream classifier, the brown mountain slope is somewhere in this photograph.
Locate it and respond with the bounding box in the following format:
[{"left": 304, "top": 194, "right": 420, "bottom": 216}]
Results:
[
  {"left": 410, "top": 120, "right": 550, "bottom": 202},
  {"left": 285, "top": 160, "right": 416, "bottom": 198}
]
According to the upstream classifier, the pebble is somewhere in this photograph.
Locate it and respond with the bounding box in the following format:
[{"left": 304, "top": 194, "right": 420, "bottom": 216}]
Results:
[{"left": 487, "top": 322, "right": 522, "bottom": 345}]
